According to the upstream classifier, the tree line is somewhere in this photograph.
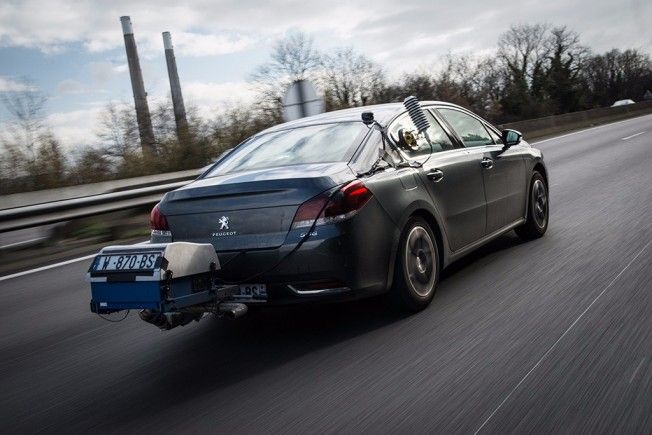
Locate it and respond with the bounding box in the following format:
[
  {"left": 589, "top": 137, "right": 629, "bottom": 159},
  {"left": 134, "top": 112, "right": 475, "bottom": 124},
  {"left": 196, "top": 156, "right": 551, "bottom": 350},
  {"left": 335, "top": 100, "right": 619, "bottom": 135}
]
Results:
[{"left": 1, "top": 23, "right": 651, "bottom": 194}]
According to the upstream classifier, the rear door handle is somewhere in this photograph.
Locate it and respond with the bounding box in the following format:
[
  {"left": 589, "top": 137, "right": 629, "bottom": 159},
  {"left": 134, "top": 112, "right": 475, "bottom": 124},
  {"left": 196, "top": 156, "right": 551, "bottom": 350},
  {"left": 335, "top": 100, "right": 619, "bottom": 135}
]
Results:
[
  {"left": 427, "top": 169, "right": 444, "bottom": 182},
  {"left": 481, "top": 158, "right": 494, "bottom": 169}
]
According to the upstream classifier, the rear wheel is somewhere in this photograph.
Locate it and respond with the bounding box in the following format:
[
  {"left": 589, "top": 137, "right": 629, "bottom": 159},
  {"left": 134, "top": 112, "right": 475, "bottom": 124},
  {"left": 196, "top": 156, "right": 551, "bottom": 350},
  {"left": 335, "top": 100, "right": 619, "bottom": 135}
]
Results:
[
  {"left": 515, "top": 171, "right": 548, "bottom": 240},
  {"left": 390, "top": 216, "right": 439, "bottom": 312}
]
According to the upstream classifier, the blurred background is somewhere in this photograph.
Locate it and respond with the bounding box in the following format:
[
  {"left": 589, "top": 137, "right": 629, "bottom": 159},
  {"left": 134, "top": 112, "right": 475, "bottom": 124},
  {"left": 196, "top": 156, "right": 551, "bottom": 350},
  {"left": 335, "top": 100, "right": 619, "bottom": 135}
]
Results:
[
  {"left": 1, "top": 2, "right": 652, "bottom": 433},
  {"left": 2, "top": 0, "right": 651, "bottom": 191},
  {"left": 0, "top": 0, "right": 651, "bottom": 270},
  {"left": 0, "top": 0, "right": 652, "bottom": 270}
]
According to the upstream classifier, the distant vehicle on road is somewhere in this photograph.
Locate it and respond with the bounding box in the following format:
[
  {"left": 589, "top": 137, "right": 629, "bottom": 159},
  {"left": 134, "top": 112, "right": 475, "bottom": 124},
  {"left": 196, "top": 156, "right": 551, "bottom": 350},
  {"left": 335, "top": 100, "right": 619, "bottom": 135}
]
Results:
[
  {"left": 611, "top": 99, "right": 635, "bottom": 107},
  {"left": 150, "top": 101, "right": 549, "bottom": 311}
]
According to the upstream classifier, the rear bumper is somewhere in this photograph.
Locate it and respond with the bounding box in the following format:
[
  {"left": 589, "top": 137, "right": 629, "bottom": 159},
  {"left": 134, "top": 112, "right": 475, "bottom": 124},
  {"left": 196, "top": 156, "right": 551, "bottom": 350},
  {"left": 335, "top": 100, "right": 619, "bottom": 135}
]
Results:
[{"left": 213, "top": 199, "right": 396, "bottom": 305}]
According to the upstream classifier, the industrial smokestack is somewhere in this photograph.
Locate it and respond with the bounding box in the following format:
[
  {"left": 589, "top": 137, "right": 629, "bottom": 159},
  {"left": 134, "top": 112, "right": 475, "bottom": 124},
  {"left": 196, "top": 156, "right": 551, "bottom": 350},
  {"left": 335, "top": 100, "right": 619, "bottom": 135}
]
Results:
[
  {"left": 120, "top": 16, "right": 156, "bottom": 154},
  {"left": 162, "top": 31, "right": 189, "bottom": 140}
]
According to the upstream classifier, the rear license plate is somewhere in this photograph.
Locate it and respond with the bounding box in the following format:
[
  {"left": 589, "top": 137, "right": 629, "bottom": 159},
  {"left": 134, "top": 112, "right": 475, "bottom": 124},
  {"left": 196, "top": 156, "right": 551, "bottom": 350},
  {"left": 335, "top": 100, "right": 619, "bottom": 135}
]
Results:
[
  {"left": 93, "top": 253, "right": 160, "bottom": 272},
  {"left": 235, "top": 284, "right": 267, "bottom": 300}
]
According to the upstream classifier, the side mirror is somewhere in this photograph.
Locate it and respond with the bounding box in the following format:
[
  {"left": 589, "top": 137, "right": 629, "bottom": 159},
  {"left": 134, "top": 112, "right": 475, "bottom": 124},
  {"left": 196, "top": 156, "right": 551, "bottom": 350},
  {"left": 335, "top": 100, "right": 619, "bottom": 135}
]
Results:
[{"left": 501, "top": 129, "right": 522, "bottom": 149}]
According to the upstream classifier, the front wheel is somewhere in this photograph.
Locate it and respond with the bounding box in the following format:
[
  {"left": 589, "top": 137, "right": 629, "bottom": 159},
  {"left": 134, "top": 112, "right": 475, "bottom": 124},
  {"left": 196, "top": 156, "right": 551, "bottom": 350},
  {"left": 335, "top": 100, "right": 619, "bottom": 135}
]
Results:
[
  {"left": 390, "top": 216, "right": 439, "bottom": 312},
  {"left": 515, "top": 171, "right": 548, "bottom": 240}
]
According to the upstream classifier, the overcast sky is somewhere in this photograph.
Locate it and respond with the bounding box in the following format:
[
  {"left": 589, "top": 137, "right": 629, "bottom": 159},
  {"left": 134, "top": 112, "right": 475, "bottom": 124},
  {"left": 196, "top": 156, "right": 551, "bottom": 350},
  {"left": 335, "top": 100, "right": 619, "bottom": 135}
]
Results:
[{"left": 0, "top": 0, "right": 650, "bottom": 148}]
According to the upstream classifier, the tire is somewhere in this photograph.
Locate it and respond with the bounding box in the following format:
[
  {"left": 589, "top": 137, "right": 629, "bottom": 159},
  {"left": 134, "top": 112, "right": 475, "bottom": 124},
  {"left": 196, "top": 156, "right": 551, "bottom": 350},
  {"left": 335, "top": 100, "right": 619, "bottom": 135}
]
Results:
[
  {"left": 390, "top": 216, "right": 439, "bottom": 312},
  {"left": 515, "top": 171, "right": 549, "bottom": 240}
]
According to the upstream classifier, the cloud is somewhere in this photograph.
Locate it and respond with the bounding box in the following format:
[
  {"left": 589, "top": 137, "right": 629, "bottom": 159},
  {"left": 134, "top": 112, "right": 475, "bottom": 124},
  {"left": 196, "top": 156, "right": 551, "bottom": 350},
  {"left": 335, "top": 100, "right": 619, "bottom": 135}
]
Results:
[
  {"left": 0, "top": 0, "right": 378, "bottom": 56},
  {"left": 56, "top": 79, "right": 87, "bottom": 95},
  {"left": 183, "top": 81, "right": 255, "bottom": 106},
  {"left": 83, "top": 29, "right": 257, "bottom": 58},
  {"left": 0, "top": 0, "right": 262, "bottom": 57},
  {"left": 0, "top": 76, "right": 37, "bottom": 92},
  {"left": 3, "top": 2, "right": 649, "bottom": 70},
  {"left": 148, "top": 79, "right": 256, "bottom": 118},
  {"left": 89, "top": 61, "right": 128, "bottom": 85},
  {"left": 0, "top": 0, "right": 649, "bottom": 68},
  {"left": 170, "top": 32, "right": 256, "bottom": 57},
  {"left": 45, "top": 106, "right": 103, "bottom": 148}
]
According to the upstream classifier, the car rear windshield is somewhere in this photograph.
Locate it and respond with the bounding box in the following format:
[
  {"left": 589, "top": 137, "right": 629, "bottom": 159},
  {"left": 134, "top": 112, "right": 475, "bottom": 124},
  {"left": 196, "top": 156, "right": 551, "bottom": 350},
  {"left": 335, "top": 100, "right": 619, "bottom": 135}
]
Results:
[{"left": 206, "top": 122, "right": 367, "bottom": 176}]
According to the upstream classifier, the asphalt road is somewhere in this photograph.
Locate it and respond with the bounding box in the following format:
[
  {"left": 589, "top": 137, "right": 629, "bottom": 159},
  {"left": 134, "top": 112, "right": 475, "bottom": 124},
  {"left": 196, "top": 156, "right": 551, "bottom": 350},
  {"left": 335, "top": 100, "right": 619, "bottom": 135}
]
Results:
[{"left": 1, "top": 115, "right": 651, "bottom": 433}]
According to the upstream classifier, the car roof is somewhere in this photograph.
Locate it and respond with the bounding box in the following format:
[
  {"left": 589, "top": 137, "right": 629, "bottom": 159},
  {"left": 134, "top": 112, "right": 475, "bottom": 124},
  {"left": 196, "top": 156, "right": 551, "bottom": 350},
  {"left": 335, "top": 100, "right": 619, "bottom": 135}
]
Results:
[{"left": 259, "top": 100, "right": 467, "bottom": 134}]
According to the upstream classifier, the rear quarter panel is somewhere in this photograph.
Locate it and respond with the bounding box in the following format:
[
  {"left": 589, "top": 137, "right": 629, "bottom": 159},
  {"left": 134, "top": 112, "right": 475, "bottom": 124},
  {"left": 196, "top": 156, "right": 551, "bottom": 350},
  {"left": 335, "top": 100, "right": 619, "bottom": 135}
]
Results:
[{"left": 363, "top": 166, "right": 452, "bottom": 287}]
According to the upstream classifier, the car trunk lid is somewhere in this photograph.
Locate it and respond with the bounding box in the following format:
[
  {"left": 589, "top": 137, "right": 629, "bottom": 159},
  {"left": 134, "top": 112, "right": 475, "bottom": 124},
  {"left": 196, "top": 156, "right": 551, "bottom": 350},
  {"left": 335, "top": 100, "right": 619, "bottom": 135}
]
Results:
[{"left": 161, "top": 162, "right": 355, "bottom": 251}]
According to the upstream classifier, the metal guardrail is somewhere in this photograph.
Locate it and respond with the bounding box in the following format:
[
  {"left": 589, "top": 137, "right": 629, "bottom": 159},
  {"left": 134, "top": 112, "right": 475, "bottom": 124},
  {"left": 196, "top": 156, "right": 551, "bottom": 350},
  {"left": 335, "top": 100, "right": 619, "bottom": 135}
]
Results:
[
  {"left": 501, "top": 100, "right": 652, "bottom": 139},
  {"left": 0, "top": 180, "right": 192, "bottom": 233},
  {"left": 1, "top": 168, "right": 201, "bottom": 210}
]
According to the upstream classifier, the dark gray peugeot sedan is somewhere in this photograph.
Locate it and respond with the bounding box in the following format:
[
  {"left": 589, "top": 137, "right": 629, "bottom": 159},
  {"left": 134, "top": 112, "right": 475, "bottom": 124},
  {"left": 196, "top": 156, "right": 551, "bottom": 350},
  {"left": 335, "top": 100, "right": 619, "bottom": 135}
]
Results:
[{"left": 150, "top": 100, "right": 548, "bottom": 311}]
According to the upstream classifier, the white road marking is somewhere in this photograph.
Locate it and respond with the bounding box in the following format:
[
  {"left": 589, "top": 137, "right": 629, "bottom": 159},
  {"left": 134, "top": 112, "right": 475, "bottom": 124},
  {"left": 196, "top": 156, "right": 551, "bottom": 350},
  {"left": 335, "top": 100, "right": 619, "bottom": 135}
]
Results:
[
  {"left": 0, "top": 237, "right": 46, "bottom": 250},
  {"left": 629, "top": 357, "right": 646, "bottom": 384},
  {"left": 0, "top": 254, "right": 97, "bottom": 282},
  {"left": 0, "top": 240, "right": 149, "bottom": 282},
  {"left": 621, "top": 131, "right": 646, "bottom": 140},
  {"left": 473, "top": 239, "right": 652, "bottom": 434},
  {"left": 532, "top": 114, "right": 652, "bottom": 145}
]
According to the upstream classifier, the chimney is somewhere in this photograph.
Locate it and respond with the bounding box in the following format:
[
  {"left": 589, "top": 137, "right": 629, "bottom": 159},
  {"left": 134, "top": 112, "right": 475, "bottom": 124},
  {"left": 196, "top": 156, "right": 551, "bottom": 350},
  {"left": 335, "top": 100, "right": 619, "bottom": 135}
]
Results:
[
  {"left": 120, "top": 16, "right": 156, "bottom": 154},
  {"left": 162, "top": 31, "right": 189, "bottom": 140}
]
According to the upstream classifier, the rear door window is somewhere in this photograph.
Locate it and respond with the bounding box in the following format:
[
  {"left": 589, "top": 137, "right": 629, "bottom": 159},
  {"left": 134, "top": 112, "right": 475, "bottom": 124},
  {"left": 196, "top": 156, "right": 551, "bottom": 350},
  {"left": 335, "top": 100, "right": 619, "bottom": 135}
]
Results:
[{"left": 438, "top": 108, "right": 494, "bottom": 147}]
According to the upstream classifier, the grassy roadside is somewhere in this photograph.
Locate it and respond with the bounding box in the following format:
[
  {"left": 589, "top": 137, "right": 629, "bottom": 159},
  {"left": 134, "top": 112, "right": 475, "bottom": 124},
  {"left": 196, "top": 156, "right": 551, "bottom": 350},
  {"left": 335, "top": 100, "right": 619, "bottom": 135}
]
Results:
[{"left": 0, "top": 211, "right": 150, "bottom": 277}]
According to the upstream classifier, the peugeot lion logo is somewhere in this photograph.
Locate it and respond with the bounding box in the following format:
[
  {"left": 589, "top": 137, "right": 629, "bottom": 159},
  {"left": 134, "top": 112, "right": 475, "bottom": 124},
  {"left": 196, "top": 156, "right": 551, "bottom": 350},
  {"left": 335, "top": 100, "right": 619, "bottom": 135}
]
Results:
[
  {"left": 218, "top": 216, "right": 229, "bottom": 230},
  {"left": 212, "top": 216, "right": 236, "bottom": 237}
]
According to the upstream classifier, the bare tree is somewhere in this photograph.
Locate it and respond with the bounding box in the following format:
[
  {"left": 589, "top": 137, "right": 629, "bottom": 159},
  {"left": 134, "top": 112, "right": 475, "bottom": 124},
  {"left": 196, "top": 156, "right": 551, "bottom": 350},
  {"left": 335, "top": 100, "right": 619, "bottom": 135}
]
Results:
[
  {"left": 250, "top": 32, "right": 322, "bottom": 119},
  {"left": 496, "top": 24, "right": 552, "bottom": 119},
  {"left": 70, "top": 146, "right": 113, "bottom": 184},
  {"left": 546, "top": 26, "right": 588, "bottom": 71},
  {"left": 153, "top": 101, "right": 218, "bottom": 172},
  {"left": 396, "top": 72, "right": 437, "bottom": 101},
  {"left": 0, "top": 85, "right": 79, "bottom": 192},
  {"left": 0, "top": 83, "right": 70, "bottom": 192},
  {"left": 211, "top": 104, "right": 273, "bottom": 152},
  {"left": 582, "top": 49, "right": 652, "bottom": 106},
  {"left": 498, "top": 24, "right": 550, "bottom": 85},
  {"left": 1, "top": 82, "right": 48, "bottom": 165},
  {"left": 445, "top": 55, "right": 504, "bottom": 119},
  {"left": 96, "top": 101, "right": 140, "bottom": 158},
  {"left": 32, "top": 133, "right": 67, "bottom": 189},
  {"left": 320, "top": 48, "right": 386, "bottom": 110},
  {"left": 543, "top": 26, "right": 590, "bottom": 113},
  {"left": 150, "top": 98, "right": 178, "bottom": 144}
]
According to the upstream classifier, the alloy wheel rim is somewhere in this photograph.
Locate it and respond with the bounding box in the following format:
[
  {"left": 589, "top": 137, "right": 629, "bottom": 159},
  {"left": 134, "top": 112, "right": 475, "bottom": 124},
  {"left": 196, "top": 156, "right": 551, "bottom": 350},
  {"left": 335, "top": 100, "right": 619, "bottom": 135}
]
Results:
[
  {"left": 405, "top": 226, "right": 436, "bottom": 297},
  {"left": 533, "top": 179, "right": 547, "bottom": 228}
]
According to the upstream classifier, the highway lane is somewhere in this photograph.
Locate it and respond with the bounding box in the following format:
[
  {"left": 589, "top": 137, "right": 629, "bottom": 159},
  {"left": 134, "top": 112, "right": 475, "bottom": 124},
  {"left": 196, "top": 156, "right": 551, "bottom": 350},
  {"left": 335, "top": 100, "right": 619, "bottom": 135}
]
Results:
[{"left": 1, "top": 114, "right": 651, "bottom": 433}]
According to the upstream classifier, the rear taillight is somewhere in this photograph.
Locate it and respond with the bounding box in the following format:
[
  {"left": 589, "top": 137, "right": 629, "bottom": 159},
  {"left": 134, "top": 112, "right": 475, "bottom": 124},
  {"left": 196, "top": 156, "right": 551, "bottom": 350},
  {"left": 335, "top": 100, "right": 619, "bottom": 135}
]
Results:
[
  {"left": 291, "top": 180, "right": 372, "bottom": 229},
  {"left": 149, "top": 203, "right": 169, "bottom": 231}
]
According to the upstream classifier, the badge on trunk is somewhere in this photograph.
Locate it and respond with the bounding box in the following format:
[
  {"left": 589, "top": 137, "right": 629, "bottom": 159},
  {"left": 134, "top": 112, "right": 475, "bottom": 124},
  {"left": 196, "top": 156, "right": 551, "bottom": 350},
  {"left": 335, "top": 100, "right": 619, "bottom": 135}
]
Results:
[
  {"left": 212, "top": 216, "right": 236, "bottom": 236},
  {"left": 218, "top": 216, "right": 229, "bottom": 230}
]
